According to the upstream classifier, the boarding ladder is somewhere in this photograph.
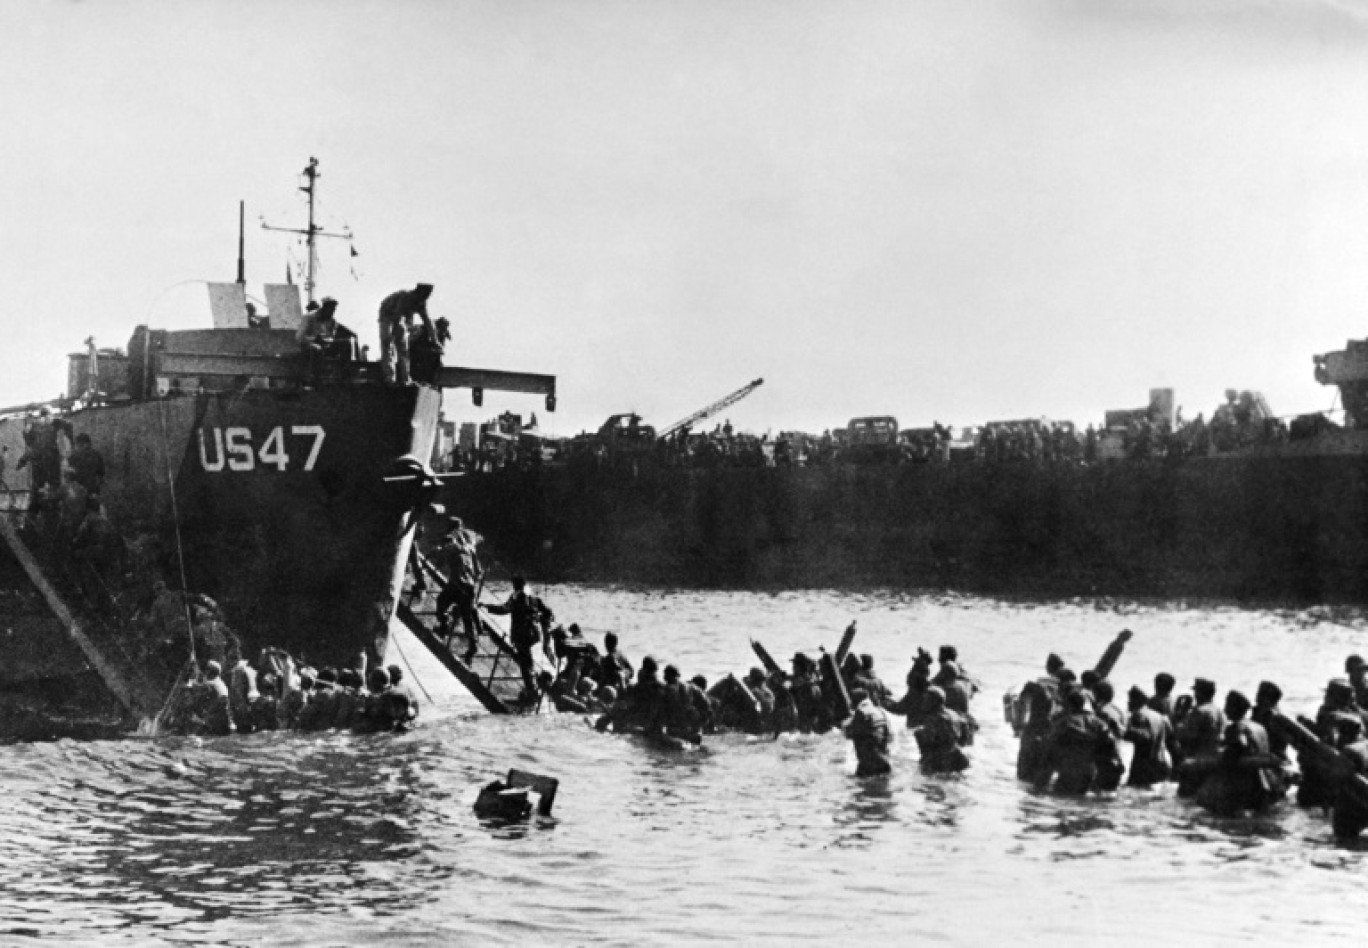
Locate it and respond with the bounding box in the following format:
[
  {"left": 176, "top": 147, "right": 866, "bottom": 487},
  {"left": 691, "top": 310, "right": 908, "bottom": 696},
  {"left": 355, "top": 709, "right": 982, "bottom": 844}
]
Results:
[
  {"left": 0, "top": 497, "right": 169, "bottom": 729},
  {"left": 396, "top": 550, "right": 555, "bottom": 714}
]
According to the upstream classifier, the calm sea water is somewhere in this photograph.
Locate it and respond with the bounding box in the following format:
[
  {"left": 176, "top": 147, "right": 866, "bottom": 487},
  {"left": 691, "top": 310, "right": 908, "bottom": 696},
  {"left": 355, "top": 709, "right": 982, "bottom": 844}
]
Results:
[{"left": 3, "top": 586, "right": 1367, "bottom": 946}]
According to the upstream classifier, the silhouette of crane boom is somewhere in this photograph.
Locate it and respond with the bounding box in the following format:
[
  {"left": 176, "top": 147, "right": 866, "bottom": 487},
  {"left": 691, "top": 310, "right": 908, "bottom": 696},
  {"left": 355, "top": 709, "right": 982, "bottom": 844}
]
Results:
[{"left": 658, "top": 378, "right": 764, "bottom": 441}]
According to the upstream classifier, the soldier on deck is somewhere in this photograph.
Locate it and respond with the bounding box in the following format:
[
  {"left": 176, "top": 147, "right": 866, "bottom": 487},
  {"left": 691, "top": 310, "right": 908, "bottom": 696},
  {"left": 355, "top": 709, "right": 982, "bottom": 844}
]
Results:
[
  {"left": 409, "top": 315, "right": 450, "bottom": 384},
  {"left": 298, "top": 297, "right": 357, "bottom": 380},
  {"left": 297, "top": 297, "right": 336, "bottom": 347},
  {"left": 377, "top": 283, "right": 435, "bottom": 385}
]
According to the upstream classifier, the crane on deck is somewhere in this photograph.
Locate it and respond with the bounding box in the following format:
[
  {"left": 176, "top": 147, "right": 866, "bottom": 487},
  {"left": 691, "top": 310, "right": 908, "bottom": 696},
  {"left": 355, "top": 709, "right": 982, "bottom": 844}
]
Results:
[{"left": 658, "top": 378, "right": 765, "bottom": 441}]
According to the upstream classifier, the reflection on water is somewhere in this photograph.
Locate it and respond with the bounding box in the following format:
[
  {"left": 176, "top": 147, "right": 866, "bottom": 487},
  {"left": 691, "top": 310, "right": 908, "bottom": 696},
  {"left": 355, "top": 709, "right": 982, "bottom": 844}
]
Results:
[
  {"left": 3, "top": 587, "right": 1368, "bottom": 943},
  {"left": 0, "top": 732, "right": 455, "bottom": 942},
  {"left": 832, "top": 775, "right": 897, "bottom": 848}
]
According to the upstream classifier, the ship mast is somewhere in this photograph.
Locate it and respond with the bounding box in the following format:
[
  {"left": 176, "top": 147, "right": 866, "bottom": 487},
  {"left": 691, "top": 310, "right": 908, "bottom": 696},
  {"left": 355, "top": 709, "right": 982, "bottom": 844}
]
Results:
[
  {"left": 236, "top": 200, "right": 246, "bottom": 285},
  {"left": 261, "top": 157, "right": 353, "bottom": 305}
]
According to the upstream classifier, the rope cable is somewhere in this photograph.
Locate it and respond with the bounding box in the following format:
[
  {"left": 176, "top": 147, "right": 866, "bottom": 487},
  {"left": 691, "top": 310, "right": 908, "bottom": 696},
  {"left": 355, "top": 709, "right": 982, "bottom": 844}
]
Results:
[{"left": 157, "top": 398, "right": 197, "bottom": 668}]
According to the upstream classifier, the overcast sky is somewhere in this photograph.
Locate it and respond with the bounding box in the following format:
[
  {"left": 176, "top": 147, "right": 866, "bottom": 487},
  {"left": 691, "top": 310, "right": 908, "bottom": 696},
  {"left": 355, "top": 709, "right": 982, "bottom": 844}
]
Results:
[{"left": 5, "top": 0, "right": 1368, "bottom": 437}]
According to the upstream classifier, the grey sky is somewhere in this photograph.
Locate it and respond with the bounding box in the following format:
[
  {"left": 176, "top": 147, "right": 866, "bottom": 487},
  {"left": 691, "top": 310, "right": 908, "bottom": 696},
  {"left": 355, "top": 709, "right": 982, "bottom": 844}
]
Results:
[{"left": 4, "top": 0, "right": 1368, "bottom": 437}]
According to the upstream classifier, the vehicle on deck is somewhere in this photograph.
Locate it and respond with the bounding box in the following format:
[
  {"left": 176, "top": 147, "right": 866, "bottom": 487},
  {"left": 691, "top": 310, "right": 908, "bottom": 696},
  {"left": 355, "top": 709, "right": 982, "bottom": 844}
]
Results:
[{"left": 841, "top": 416, "right": 902, "bottom": 464}]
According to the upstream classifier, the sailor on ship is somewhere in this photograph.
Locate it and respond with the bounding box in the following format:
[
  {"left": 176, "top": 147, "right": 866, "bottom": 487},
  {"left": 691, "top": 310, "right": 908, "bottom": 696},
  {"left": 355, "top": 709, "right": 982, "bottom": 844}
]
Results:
[
  {"left": 377, "top": 283, "right": 436, "bottom": 385},
  {"left": 298, "top": 296, "right": 358, "bottom": 382}
]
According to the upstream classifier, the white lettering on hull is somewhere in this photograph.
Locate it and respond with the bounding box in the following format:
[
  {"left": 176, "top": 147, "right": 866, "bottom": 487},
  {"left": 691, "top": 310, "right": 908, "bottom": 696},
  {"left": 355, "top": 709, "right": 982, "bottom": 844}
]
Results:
[{"left": 196, "top": 426, "right": 327, "bottom": 472}]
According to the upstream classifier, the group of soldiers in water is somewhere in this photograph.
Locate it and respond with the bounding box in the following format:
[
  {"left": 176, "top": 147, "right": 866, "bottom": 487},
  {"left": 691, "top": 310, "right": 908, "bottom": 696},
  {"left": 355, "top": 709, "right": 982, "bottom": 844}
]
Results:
[
  {"left": 533, "top": 621, "right": 979, "bottom": 779},
  {"left": 526, "top": 618, "right": 1368, "bottom": 838},
  {"left": 115, "top": 491, "right": 1368, "bottom": 841},
  {"left": 164, "top": 646, "right": 421, "bottom": 738},
  {"left": 153, "top": 548, "right": 1368, "bottom": 841},
  {"left": 1006, "top": 634, "right": 1368, "bottom": 837},
  {"left": 116, "top": 500, "right": 1368, "bottom": 844}
]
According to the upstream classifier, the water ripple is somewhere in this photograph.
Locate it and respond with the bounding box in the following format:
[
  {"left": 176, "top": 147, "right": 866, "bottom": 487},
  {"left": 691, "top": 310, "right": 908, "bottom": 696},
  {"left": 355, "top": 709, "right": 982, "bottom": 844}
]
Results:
[{"left": 4, "top": 588, "right": 1368, "bottom": 943}]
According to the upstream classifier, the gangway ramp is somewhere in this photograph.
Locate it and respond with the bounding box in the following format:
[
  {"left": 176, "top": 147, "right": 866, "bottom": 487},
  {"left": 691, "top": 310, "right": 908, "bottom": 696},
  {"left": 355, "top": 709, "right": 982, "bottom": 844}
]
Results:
[{"left": 398, "top": 551, "right": 555, "bottom": 714}]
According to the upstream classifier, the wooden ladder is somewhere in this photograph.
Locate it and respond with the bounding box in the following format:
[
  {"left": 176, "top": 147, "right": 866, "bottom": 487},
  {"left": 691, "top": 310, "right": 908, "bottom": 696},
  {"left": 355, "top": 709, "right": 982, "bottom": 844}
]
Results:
[{"left": 397, "top": 550, "right": 556, "bottom": 714}]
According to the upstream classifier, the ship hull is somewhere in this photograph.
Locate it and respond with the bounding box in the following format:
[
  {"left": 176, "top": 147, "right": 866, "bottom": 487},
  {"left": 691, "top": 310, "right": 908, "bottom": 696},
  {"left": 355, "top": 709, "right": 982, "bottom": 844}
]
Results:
[
  {"left": 442, "top": 445, "right": 1368, "bottom": 605},
  {"left": 42, "top": 384, "right": 443, "bottom": 673}
]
